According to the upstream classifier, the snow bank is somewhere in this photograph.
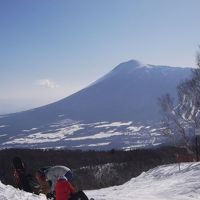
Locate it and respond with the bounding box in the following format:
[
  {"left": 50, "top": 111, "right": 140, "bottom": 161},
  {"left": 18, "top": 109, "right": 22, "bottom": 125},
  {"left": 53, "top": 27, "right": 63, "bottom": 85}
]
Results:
[
  {"left": 86, "top": 162, "right": 200, "bottom": 200},
  {"left": 0, "top": 182, "right": 46, "bottom": 200}
]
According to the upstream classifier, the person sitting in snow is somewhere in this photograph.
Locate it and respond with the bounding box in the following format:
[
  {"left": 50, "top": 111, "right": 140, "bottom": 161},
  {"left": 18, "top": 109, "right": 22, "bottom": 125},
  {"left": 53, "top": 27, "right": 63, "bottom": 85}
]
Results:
[
  {"left": 43, "top": 165, "right": 73, "bottom": 193},
  {"left": 36, "top": 165, "right": 88, "bottom": 200},
  {"left": 12, "top": 156, "right": 38, "bottom": 193}
]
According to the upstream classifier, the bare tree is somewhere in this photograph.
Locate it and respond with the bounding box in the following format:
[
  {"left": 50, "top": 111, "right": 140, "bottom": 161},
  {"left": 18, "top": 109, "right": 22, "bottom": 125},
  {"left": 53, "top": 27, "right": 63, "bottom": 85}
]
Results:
[{"left": 159, "top": 53, "right": 200, "bottom": 154}]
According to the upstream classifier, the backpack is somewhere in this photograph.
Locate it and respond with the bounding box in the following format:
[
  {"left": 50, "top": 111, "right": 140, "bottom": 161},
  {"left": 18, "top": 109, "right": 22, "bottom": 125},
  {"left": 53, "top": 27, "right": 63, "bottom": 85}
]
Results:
[{"left": 69, "top": 191, "right": 89, "bottom": 200}]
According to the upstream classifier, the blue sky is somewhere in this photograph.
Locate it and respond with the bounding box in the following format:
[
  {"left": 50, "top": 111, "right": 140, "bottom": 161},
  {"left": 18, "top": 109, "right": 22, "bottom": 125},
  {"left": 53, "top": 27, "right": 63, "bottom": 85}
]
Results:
[{"left": 1, "top": 0, "right": 200, "bottom": 114}]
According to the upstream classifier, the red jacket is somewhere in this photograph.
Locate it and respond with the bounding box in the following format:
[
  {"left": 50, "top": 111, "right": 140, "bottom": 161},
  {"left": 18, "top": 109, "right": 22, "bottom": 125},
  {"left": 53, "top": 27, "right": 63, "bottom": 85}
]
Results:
[{"left": 56, "top": 179, "right": 75, "bottom": 200}]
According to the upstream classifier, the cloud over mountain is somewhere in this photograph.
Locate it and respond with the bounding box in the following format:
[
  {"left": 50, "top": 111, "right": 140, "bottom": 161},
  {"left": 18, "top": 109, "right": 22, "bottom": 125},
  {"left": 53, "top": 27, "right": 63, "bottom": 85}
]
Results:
[{"left": 35, "top": 79, "right": 59, "bottom": 89}]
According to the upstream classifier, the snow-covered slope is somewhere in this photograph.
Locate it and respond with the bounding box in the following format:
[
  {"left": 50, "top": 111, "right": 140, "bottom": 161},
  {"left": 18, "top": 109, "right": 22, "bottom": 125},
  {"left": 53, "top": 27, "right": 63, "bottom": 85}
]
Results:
[
  {"left": 0, "top": 60, "right": 192, "bottom": 149},
  {"left": 1, "top": 120, "right": 168, "bottom": 150},
  {"left": 86, "top": 162, "right": 200, "bottom": 200},
  {"left": 0, "top": 181, "right": 46, "bottom": 200},
  {"left": 1, "top": 162, "right": 200, "bottom": 200}
]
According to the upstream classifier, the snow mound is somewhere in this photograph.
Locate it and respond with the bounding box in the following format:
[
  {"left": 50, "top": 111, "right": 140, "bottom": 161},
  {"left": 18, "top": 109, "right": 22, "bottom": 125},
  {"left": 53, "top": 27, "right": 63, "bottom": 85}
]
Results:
[{"left": 0, "top": 182, "right": 46, "bottom": 200}]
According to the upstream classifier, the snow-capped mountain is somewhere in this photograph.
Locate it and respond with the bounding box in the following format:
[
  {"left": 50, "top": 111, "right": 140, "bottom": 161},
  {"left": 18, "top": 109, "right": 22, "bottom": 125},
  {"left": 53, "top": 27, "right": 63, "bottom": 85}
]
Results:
[
  {"left": 0, "top": 60, "right": 192, "bottom": 149},
  {"left": 1, "top": 162, "right": 200, "bottom": 200}
]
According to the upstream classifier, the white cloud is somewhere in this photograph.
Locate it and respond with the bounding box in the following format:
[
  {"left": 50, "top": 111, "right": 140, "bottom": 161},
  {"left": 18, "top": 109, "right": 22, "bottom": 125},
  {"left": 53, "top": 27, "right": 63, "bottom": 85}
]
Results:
[{"left": 35, "top": 79, "right": 59, "bottom": 89}]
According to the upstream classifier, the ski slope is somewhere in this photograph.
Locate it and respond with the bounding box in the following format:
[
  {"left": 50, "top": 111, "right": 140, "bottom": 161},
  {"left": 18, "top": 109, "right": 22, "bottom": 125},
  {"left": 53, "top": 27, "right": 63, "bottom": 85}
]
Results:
[{"left": 1, "top": 162, "right": 200, "bottom": 200}]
